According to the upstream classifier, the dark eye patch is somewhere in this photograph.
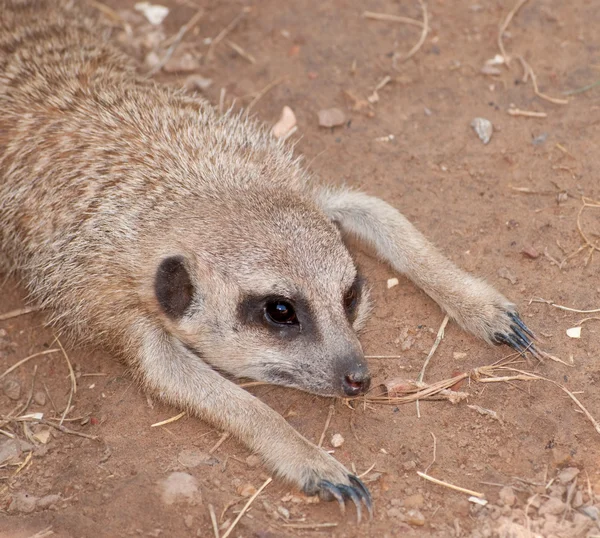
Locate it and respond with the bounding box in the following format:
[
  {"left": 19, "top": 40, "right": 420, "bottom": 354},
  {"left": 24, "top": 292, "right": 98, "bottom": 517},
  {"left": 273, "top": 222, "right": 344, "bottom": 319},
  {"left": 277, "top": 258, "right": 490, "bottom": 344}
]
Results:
[{"left": 237, "top": 293, "right": 317, "bottom": 338}]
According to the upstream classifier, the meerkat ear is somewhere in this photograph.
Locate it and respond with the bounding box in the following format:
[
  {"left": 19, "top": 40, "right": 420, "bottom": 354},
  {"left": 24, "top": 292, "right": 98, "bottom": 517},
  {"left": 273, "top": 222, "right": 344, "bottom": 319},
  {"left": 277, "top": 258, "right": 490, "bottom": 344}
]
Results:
[{"left": 154, "top": 256, "right": 195, "bottom": 319}]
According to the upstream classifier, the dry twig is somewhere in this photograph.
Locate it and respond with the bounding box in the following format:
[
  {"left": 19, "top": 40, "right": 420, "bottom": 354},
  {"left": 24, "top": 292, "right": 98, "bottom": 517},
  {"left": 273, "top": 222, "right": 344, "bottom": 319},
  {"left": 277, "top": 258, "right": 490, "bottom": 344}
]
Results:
[
  {"left": 417, "top": 471, "right": 485, "bottom": 497},
  {"left": 147, "top": 9, "right": 204, "bottom": 76},
  {"left": 54, "top": 336, "right": 76, "bottom": 426},
  {"left": 519, "top": 57, "right": 568, "bottom": 105},
  {"left": 362, "top": 10, "right": 424, "bottom": 28},
  {"left": 209, "top": 432, "right": 230, "bottom": 454},
  {"left": 0, "top": 349, "right": 60, "bottom": 381},
  {"left": 393, "top": 0, "right": 428, "bottom": 66},
  {"left": 416, "top": 315, "right": 449, "bottom": 417},
  {"left": 245, "top": 77, "right": 285, "bottom": 116},
  {"left": 507, "top": 107, "right": 547, "bottom": 118},
  {"left": 221, "top": 477, "right": 272, "bottom": 538},
  {"left": 208, "top": 504, "right": 220, "bottom": 538},
  {"left": 0, "top": 306, "right": 41, "bottom": 321},
  {"left": 318, "top": 402, "right": 335, "bottom": 448},
  {"left": 498, "top": 0, "right": 530, "bottom": 66},
  {"left": 207, "top": 8, "right": 250, "bottom": 61},
  {"left": 150, "top": 411, "right": 186, "bottom": 428}
]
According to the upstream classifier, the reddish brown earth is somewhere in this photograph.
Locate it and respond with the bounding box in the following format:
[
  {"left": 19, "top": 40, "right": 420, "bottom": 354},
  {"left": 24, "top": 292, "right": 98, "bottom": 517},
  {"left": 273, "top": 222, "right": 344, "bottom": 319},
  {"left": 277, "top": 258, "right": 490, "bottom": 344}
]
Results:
[{"left": 1, "top": 1, "right": 599, "bottom": 537}]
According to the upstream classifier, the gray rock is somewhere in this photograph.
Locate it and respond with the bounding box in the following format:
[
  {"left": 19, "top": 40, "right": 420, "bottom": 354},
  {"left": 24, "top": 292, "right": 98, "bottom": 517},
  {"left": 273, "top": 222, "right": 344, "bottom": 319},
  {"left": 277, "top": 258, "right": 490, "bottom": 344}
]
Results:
[
  {"left": 471, "top": 117, "right": 493, "bottom": 144},
  {"left": 160, "top": 472, "right": 202, "bottom": 506}
]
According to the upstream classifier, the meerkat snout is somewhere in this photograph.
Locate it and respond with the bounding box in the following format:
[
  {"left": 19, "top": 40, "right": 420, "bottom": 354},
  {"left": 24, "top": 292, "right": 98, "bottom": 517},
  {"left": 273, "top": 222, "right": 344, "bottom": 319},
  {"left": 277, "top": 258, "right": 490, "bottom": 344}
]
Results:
[{"left": 336, "top": 352, "right": 371, "bottom": 396}]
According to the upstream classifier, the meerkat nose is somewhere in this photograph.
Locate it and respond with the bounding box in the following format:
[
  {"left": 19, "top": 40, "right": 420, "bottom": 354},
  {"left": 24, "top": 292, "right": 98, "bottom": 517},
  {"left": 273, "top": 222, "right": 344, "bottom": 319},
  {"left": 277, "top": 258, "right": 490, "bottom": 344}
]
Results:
[{"left": 341, "top": 367, "right": 371, "bottom": 397}]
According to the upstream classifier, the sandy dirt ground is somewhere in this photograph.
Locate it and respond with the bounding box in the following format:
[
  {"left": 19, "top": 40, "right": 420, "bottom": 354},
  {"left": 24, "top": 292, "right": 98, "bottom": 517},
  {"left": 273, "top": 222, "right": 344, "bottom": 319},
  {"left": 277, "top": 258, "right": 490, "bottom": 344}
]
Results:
[{"left": 1, "top": 0, "right": 600, "bottom": 536}]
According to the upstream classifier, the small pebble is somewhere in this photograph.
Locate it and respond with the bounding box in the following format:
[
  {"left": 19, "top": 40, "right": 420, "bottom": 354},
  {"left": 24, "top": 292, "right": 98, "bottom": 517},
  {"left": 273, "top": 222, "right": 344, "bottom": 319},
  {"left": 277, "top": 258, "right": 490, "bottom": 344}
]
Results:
[
  {"left": 404, "top": 493, "right": 424, "bottom": 510},
  {"left": 177, "top": 448, "right": 216, "bottom": 468},
  {"left": 164, "top": 51, "right": 201, "bottom": 73},
  {"left": 499, "top": 486, "right": 516, "bottom": 507},
  {"left": 402, "top": 460, "right": 417, "bottom": 471},
  {"left": 318, "top": 108, "right": 345, "bottom": 128},
  {"left": 581, "top": 505, "right": 599, "bottom": 521},
  {"left": 387, "top": 277, "right": 399, "bottom": 289},
  {"left": 497, "top": 266, "right": 517, "bottom": 285},
  {"left": 246, "top": 454, "right": 261, "bottom": 468},
  {"left": 538, "top": 497, "right": 566, "bottom": 516},
  {"left": 330, "top": 433, "right": 344, "bottom": 448},
  {"left": 471, "top": 117, "right": 493, "bottom": 144},
  {"left": 558, "top": 467, "right": 580, "bottom": 484},
  {"left": 276, "top": 505, "right": 290, "bottom": 519},
  {"left": 3, "top": 379, "right": 21, "bottom": 400},
  {"left": 33, "top": 390, "right": 47, "bottom": 406},
  {"left": 406, "top": 509, "right": 425, "bottom": 526},
  {"left": 237, "top": 483, "right": 257, "bottom": 497},
  {"left": 272, "top": 106, "right": 297, "bottom": 139},
  {"left": 160, "top": 472, "right": 202, "bottom": 506},
  {"left": 183, "top": 515, "right": 194, "bottom": 529},
  {"left": 521, "top": 246, "right": 540, "bottom": 259},
  {"left": 387, "top": 507, "right": 403, "bottom": 518},
  {"left": 183, "top": 75, "right": 213, "bottom": 92}
]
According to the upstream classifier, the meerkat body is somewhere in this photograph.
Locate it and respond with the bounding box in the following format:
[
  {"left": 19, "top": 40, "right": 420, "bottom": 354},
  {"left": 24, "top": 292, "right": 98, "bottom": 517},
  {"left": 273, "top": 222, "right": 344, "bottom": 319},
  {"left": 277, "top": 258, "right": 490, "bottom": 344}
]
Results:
[{"left": 0, "top": 0, "right": 537, "bottom": 518}]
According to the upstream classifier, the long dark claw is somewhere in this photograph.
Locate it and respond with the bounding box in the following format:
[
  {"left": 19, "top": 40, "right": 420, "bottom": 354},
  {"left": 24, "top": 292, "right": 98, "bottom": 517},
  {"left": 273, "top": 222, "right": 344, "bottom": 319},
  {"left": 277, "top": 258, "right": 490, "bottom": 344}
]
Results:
[
  {"left": 320, "top": 480, "right": 346, "bottom": 514},
  {"left": 510, "top": 325, "right": 532, "bottom": 350},
  {"left": 508, "top": 312, "right": 536, "bottom": 339},
  {"left": 349, "top": 475, "right": 374, "bottom": 520},
  {"left": 319, "top": 476, "right": 374, "bottom": 523},
  {"left": 338, "top": 484, "right": 363, "bottom": 523}
]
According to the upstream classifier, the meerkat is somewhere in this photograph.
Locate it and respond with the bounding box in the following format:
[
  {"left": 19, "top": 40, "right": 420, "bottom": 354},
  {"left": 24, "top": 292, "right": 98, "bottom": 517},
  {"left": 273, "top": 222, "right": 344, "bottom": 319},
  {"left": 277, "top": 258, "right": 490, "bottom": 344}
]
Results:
[{"left": 0, "top": 0, "right": 538, "bottom": 521}]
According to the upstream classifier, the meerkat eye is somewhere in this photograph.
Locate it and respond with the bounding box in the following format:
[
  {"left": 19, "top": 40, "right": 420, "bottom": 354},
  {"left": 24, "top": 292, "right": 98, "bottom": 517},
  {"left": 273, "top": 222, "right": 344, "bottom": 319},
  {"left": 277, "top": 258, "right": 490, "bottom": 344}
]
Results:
[
  {"left": 344, "top": 285, "right": 358, "bottom": 313},
  {"left": 264, "top": 300, "right": 298, "bottom": 326}
]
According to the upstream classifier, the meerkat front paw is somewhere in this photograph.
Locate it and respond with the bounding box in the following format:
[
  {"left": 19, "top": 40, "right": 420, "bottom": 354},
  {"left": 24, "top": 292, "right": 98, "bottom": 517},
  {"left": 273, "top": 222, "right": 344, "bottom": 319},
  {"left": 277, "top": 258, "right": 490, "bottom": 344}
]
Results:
[
  {"left": 448, "top": 278, "right": 540, "bottom": 357},
  {"left": 298, "top": 451, "right": 373, "bottom": 522}
]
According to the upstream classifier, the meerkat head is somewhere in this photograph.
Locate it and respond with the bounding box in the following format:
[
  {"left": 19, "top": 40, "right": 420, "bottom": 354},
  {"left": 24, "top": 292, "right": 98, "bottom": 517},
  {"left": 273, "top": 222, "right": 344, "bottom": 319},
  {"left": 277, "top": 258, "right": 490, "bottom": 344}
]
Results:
[{"left": 149, "top": 188, "right": 372, "bottom": 398}]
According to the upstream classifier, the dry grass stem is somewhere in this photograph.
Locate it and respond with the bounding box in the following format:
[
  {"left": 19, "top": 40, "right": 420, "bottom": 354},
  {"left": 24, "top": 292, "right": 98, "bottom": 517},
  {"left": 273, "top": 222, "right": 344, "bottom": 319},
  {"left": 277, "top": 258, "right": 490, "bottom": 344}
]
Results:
[
  {"left": 281, "top": 523, "right": 338, "bottom": 529},
  {"left": 208, "top": 504, "right": 220, "bottom": 538},
  {"left": 147, "top": 9, "right": 204, "bottom": 76},
  {"left": 531, "top": 297, "right": 600, "bottom": 314},
  {"left": 0, "top": 349, "right": 59, "bottom": 381},
  {"left": 519, "top": 57, "right": 568, "bottom": 105},
  {"left": 54, "top": 336, "right": 76, "bottom": 426},
  {"left": 245, "top": 77, "right": 285, "bottom": 116},
  {"left": 318, "top": 402, "right": 335, "bottom": 448},
  {"left": 27, "top": 526, "right": 54, "bottom": 538},
  {"left": 207, "top": 8, "right": 250, "bottom": 61},
  {"left": 418, "top": 471, "right": 485, "bottom": 497},
  {"left": 150, "top": 411, "right": 186, "bottom": 427},
  {"left": 507, "top": 108, "right": 547, "bottom": 118},
  {"left": 416, "top": 315, "right": 449, "bottom": 417},
  {"left": 418, "top": 315, "right": 450, "bottom": 384},
  {"left": 0, "top": 306, "right": 41, "bottom": 321},
  {"left": 357, "top": 462, "right": 376, "bottom": 478},
  {"left": 2, "top": 415, "right": 99, "bottom": 440},
  {"left": 362, "top": 11, "right": 425, "bottom": 28},
  {"left": 424, "top": 432, "right": 437, "bottom": 474},
  {"left": 393, "top": 0, "right": 428, "bottom": 66},
  {"left": 88, "top": 0, "right": 132, "bottom": 34},
  {"left": 226, "top": 40, "right": 256, "bottom": 64},
  {"left": 221, "top": 477, "right": 272, "bottom": 538},
  {"left": 498, "top": 0, "right": 530, "bottom": 65},
  {"left": 563, "top": 79, "right": 600, "bottom": 96},
  {"left": 209, "top": 432, "right": 230, "bottom": 454},
  {"left": 365, "top": 355, "right": 406, "bottom": 359},
  {"left": 578, "top": 316, "right": 600, "bottom": 325}
]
